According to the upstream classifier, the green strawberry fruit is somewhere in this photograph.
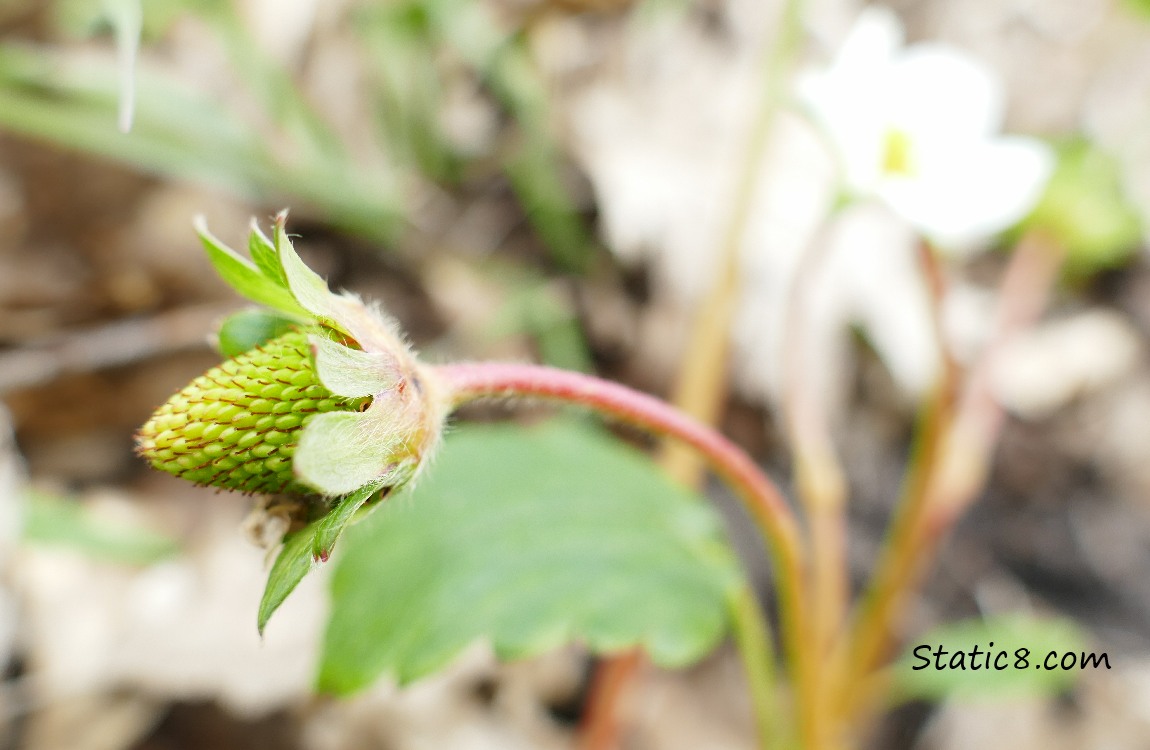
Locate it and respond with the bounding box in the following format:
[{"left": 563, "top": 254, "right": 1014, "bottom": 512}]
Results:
[{"left": 136, "top": 329, "right": 367, "bottom": 495}]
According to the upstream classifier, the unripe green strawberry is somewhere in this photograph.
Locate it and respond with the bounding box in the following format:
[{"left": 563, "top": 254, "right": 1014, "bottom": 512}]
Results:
[
  {"left": 144, "top": 212, "right": 449, "bottom": 504},
  {"left": 136, "top": 328, "right": 367, "bottom": 495}
]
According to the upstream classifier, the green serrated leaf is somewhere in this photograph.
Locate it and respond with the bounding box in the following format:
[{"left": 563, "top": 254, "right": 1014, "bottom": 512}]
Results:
[
  {"left": 23, "top": 492, "right": 179, "bottom": 565},
  {"left": 194, "top": 216, "right": 310, "bottom": 318},
  {"left": 891, "top": 614, "right": 1093, "bottom": 702},
  {"left": 216, "top": 308, "right": 299, "bottom": 357},
  {"left": 258, "top": 482, "right": 383, "bottom": 634},
  {"left": 318, "top": 421, "right": 742, "bottom": 694}
]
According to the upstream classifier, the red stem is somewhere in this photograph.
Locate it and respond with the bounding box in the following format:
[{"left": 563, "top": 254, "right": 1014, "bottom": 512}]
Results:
[{"left": 578, "top": 650, "right": 644, "bottom": 750}]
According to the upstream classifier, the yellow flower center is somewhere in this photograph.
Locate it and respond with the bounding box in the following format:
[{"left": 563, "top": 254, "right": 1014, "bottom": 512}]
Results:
[{"left": 881, "top": 128, "right": 915, "bottom": 177}]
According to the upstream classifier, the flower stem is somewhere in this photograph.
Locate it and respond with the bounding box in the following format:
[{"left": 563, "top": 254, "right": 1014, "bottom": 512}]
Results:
[
  {"left": 839, "top": 232, "right": 1063, "bottom": 723},
  {"left": 782, "top": 227, "right": 851, "bottom": 745},
  {"left": 584, "top": 0, "right": 809, "bottom": 742},
  {"left": 729, "top": 584, "right": 793, "bottom": 749},
  {"left": 660, "top": 0, "right": 806, "bottom": 484},
  {"left": 834, "top": 241, "right": 960, "bottom": 719},
  {"left": 435, "top": 361, "right": 809, "bottom": 745}
]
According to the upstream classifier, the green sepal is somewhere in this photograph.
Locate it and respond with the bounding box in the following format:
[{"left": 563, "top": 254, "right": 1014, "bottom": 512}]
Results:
[
  {"left": 310, "top": 333, "right": 398, "bottom": 398},
  {"left": 269, "top": 211, "right": 415, "bottom": 359},
  {"left": 257, "top": 481, "right": 383, "bottom": 634},
  {"left": 258, "top": 518, "right": 316, "bottom": 635},
  {"left": 194, "top": 215, "right": 309, "bottom": 319},
  {"left": 248, "top": 219, "right": 289, "bottom": 287},
  {"left": 216, "top": 309, "right": 299, "bottom": 358},
  {"left": 273, "top": 211, "right": 352, "bottom": 334},
  {"left": 294, "top": 405, "right": 413, "bottom": 496},
  {"left": 312, "top": 480, "right": 386, "bottom": 563}
]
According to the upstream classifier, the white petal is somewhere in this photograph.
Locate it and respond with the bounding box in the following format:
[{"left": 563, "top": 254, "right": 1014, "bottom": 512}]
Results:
[
  {"left": 801, "top": 9, "right": 909, "bottom": 192},
  {"left": 880, "top": 137, "right": 1054, "bottom": 249},
  {"left": 834, "top": 7, "right": 903, "bottom": 75},
  {"left": 830, "top": 203, "right": 942, "bottom": 394},
  {"left": 886, "top": 44, "right": 1004, "bottom": 144}
]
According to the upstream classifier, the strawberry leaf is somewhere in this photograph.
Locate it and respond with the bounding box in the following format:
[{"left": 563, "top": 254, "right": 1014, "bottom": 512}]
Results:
[{"left": 318, "top": 420, "right": 743, "bottom": 693}]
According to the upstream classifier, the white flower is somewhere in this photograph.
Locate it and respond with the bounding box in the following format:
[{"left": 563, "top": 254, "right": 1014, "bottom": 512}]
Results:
[{"left": 801, "top": 7, "right": 1054, "bottom": 249}]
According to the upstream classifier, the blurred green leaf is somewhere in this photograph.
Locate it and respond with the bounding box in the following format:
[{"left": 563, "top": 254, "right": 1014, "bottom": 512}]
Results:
[
  {"left": 195, "top": 2, "right": 346, "bottom": 164},
  {"left": 318, "top": 421, "right": 742, "bottom": 694},
  {"left": 357, "top": 2, "right": 461, "bottom": 181},
  {"left": 492, "top": 42, "right": 594, "bottom": 272},
  {"left": 504, "top": 129, "right": 595, "bottom": 273},
  {"left": 0, "top": 44, "right": 265, "bottom": 188},
  {"left": 0, "top": 42, "right": 402, "bottom": 242},
  {"left": 1125, "top": 0, "right": 1150, "bottom": 19},
  {"left": 487, "top": 274, "right": 593, "bottom": 372},
  {"left": 1022, "top": 138, "right": 1143, "bottom": 277},
  {"left": 53, "top": 0, "right": 192, "bottom": 38},
  {"left": 360, "top": 0, "right": 593, "bottom": 268},
  {"left": 424, "top": 0, "right": 507, "bottom": 70},
  {"left": 891, "top": 614, "right": 1093, "bottom": 702},
  {"left": 216, "top": 309, "right": 300, "bottom": 357},
  {"left": 23, "top": 492, "right": 179, "bottom": 565},
  {"left": 19, "top": 0, "right": 585, "bottom": 260}
]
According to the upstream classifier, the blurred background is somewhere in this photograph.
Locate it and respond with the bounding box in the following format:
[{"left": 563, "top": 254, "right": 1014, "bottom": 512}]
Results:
[{"left": 1, "top": 0, "right": 1150, "bottom": 747}]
